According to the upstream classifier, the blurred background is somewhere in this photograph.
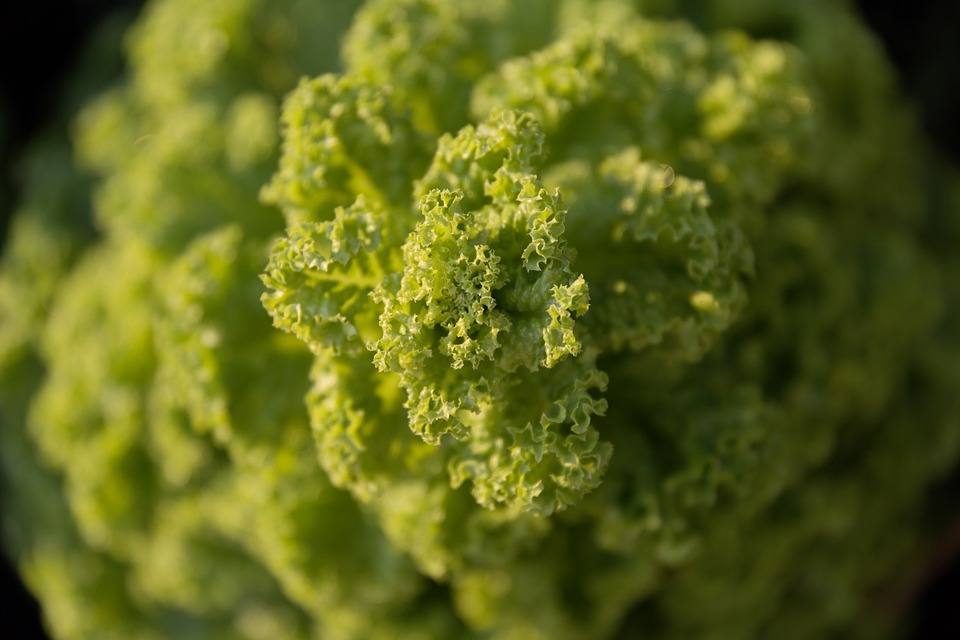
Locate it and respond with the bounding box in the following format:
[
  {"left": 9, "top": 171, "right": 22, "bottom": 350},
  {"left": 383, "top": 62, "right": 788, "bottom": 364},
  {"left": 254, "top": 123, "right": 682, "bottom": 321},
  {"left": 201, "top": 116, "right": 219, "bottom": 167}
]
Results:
[{"left": 1, "top": 0, "right": 958, "bottom": 638}]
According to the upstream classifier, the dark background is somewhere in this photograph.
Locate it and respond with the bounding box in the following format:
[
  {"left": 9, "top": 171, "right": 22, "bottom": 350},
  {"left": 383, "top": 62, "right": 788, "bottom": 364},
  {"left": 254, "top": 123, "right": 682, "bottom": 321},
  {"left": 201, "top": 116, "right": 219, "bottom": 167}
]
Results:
[{"left": 1, "top": 1, "right": 958, "bottom": 638}]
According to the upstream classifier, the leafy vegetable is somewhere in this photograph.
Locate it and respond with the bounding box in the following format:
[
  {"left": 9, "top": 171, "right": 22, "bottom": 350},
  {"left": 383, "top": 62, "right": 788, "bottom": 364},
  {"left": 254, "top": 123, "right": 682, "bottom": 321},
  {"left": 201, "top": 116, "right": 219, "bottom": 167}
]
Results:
[{"left": 2, "top": 1, "right": 959, "bottom": 639}]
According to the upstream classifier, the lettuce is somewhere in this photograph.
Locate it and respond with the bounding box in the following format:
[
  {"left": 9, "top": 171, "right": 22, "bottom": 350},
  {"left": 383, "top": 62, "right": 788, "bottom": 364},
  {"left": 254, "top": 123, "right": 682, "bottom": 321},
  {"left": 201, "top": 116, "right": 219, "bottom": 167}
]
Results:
[{"left": 2, "top": 1, "right": 959, "bottom": 639}]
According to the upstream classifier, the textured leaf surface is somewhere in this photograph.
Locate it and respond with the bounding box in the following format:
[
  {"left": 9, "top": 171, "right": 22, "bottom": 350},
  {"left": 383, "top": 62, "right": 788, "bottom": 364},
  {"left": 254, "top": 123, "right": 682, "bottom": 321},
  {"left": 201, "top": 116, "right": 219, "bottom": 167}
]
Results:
[{"left": 1, "top": 1, "right": 959, "bottom": 639}]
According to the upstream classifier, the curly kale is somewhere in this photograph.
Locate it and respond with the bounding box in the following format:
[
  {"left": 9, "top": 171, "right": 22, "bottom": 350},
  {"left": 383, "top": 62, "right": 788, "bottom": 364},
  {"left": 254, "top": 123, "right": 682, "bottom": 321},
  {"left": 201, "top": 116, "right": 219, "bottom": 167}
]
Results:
[{"left": 1, "top": 1, "right": 959, "bottom": 639}]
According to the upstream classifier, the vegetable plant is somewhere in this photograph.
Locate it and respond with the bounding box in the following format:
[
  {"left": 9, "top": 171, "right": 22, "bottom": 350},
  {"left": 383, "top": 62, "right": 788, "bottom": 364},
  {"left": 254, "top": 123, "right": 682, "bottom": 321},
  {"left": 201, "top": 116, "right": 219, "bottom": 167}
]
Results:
[{"left": 2, "top": 0, "right": 959, "bottom": 639}]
